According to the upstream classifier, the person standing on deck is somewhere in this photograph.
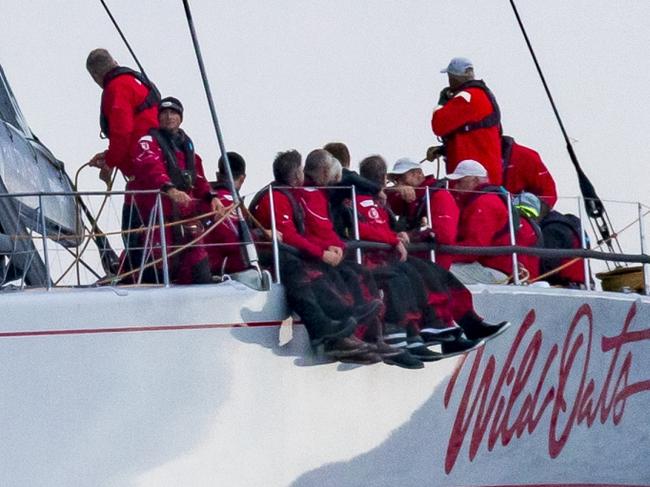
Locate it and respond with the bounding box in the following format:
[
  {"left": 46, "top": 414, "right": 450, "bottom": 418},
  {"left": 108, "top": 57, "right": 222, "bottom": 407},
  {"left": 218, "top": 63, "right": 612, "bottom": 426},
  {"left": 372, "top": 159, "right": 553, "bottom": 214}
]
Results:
[
  {"left": 501, "top": 135, "right": 558, "bottom": 211},
  {"left": 130, "top": 96, "right": 224, "bottom": 284},
  {"left": 85, "top": 48, "right": 161, "bottom": 267},
  {"left": 429, "top": 57, "right": 503, "bottom": 185},
  {"left": 85, "top": 48, "right": 160, "bottom": 186}
]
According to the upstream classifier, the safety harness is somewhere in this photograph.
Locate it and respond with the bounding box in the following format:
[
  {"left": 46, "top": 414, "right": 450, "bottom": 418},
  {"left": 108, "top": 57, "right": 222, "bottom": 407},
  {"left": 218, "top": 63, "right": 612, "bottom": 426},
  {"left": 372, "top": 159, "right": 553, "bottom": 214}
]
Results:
[
  {"left": 149, "top": 128, "right": 196, "bottom": 192},
  {"left": 444, "top": 79, "right": 502, "bottom": 138},
  {"left": 99, "top": 67, "right": 161, "bottom": 138},
  {"left": 249, "top": 183, "right": 306, "bottom": 235}
]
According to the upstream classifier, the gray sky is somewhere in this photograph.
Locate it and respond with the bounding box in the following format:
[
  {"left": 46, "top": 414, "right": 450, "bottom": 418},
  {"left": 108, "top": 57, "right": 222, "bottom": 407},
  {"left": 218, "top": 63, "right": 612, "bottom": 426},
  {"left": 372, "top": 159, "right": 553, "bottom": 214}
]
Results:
[{"left": 1, "top": 0, "right": 649, "bottom": 250}]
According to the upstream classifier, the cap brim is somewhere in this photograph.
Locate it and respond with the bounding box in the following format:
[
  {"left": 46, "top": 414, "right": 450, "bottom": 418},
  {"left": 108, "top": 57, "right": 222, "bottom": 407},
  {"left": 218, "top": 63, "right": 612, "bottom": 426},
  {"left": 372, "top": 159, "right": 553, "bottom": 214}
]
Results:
[
  {"left": 440, "top": 68, "right": 448, "bottom": 73},
  {"left": 445, "top": 173, "right": 467, "bottom": 180}
]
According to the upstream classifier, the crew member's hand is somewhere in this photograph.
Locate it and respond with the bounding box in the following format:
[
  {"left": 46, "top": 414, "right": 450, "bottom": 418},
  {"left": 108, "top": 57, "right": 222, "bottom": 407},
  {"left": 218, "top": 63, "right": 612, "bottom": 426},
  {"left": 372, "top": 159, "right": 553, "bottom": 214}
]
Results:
[
  {"left": 88, "top": 151, "right": 107, "bottom": 168},
  {"left": 426, "top": 145, "right": 444, "bottom": 162},
  {"left": 322, "top": 249, "right": 343, "bottom": 267},
  {"left": 397, "top": 231, "right": 410, "bottom": 244},
  {"left": 377, "top": 190, "right": 387, "bottom": 205},
  {"left": 99, "top": 165, "right": 113, "bottom": 185},
  {"left": 395, "top": 185, "right": 416, "bottom": 203},
  {"left": 396, "top": 241, "right": 408, "bottom": 262},
  {"left": 166, "top": 187, "right": 192, "bottom": 208},
  {"left": 263, "top": 228, "right": 283, "bottom": 242},
  {"left": 210, "top": 197, "right": 227, "bottom": 218},
  {"left": 328, "top": 245, "right": 344, "bottom": 258},
  {"left": 437, "top": 87, "right": 454, "bottom": 106}
]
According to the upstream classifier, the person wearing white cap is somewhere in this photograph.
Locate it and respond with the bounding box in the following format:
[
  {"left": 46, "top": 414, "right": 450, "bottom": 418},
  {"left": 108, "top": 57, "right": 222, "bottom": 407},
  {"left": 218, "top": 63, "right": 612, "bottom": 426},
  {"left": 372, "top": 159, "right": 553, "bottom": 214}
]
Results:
[
  {"left": 386, "top": 157, "right": 460, "bottom": 270},
  {"left": 429, "top": 56, "right": 503, "bottom": 187},
  {"left": 447, "top": 160, "right": 540, "bottom": 281}
]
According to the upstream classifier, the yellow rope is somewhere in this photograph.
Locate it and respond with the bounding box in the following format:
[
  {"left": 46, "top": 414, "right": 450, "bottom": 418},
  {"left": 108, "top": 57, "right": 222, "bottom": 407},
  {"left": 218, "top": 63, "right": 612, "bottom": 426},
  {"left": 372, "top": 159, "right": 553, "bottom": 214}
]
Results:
[{"left": 96, "top": 202, "right": 240, "bottom": 285}]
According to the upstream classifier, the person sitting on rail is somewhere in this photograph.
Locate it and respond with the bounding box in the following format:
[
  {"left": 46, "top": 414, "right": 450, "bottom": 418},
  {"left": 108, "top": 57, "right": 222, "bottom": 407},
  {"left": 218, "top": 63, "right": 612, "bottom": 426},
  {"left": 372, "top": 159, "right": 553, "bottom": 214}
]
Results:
[
  {"left": 446, "top": 159, "right": 540, "bottom": 283},
  {"left": 130, "top": 96, "right": 225, "bottom": 284},
  {"left": 385, "top": 158, "right": 459, "bottom": 270},
  {"left": 322, "top": 141, "right": 383, "bottom": 238},
  {"left": 249, "top": 150, "right": 385, "bottom": 364},
  {"left": 356, "top": 156, "right": 510, "bottom": 353},
  {"left": 203, "top": 152, "right": 248, "bottom": 275}
]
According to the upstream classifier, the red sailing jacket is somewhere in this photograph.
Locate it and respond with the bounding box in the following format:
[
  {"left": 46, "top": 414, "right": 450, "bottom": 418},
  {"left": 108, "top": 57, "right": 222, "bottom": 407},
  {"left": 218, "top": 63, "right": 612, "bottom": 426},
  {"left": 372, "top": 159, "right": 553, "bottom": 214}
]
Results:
[
  {"left": 386, "top": 177, "right": 459, "bottom": 268},
  {"left": 250, "top": 187, "right": 326, "bottom": 259},
  {"left": 454, "top": 184, "right": 539, "bottom": 277},
  {"left": 502, "top": 137, "right": 558, "bottom": 208},
  {"left": 202, "top": 183, "right": 246, "bottom": 274},
  {"left": 101, "top": 71, "right": 159, "bottom": 176},
  {"left": 131, "top": 133, "right": 212, "bottom": 219},
  {"left": 295, "top": 182, "right": 346, "bottom": 252},
  {"left": 431, "top": 86, "right": 502, "bottom": 185},
  {"left": 354, "top": 194, "right": 400, "bottom": 267}
]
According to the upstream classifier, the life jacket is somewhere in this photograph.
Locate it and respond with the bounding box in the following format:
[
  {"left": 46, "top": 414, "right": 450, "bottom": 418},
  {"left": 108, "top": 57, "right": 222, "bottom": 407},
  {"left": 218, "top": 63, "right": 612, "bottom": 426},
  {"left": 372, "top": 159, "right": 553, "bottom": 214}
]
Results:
[
  {"left": 99, "top": 67, "right": 161, "bottom": 138},
  {"left": 248, "top": 183, "right": 306, "bottom": 235},
  {"left": 149, "top": 128, "right": 196, "bottom": 192},
  {"left": 444, "top": 79, "right": 502, "bottom": 138}
]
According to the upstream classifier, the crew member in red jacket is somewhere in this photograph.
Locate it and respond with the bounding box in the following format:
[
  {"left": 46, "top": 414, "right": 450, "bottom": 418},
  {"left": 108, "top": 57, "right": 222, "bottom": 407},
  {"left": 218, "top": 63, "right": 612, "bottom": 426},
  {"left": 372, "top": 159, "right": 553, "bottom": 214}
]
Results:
[
  {"left": 249, "top": 150, "right": 381, "bottom": 363},
  {"left": 358, "top": 156, "right": 509, "bottom": 352},
  {"left": 448, "top": 159, "right": 540, "bottom": 280},
  {"left": 130, "top": 97, "right": 224, "bottom": 284},
  {"left": 86, "top": 49, "right": 161, "bottom": 272},
  {"left": 85, "top": 48, "right": 160, "bottom": 184},
  {"left": 430, "top": 57, "right": 503, "bottom": 185},
  {"left": 204, "top": 152, "right": 248, "bottom": 275},
  {"left": 501, "top": 135, "right": 558, "bottom": 210},
  {"left": 385, "top": 158, "right": 459, "bottom": 269}
]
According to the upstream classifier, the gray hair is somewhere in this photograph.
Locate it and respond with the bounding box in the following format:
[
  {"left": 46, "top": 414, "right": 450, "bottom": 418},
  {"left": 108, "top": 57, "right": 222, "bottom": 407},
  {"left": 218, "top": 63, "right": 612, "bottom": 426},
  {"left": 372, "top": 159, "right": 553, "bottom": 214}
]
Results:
[
  {"left": 304, "top": 148, "right": 339, "bottom": 184},
  {"left": 86, "top": 48, "right": 118, "bottom": 78}
]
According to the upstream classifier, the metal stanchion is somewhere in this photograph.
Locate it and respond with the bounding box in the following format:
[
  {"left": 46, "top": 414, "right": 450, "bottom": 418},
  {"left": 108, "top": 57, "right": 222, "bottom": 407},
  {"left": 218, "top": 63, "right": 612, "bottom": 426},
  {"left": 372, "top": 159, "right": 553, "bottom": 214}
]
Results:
[
  {"left": 351, "top": 185, "right": 362, "bottom": 264},
  {"left": 506, "top": 192, "right": 520, "bottom": 285},
  {"left": 425, "top": 187, "right": 436, "bottom": 263},
  {"left": 577, "top": 196, "right": 591, "bottom": 291},
  {"left": 268, "top": 186, "right": 281, "bottom": 284},
  {"left": 38, "top": 194, "right": 51, "bottom": 290},
  {"left": 156, "top": 193, "right": 171, "bottom": 287},
  {"left": 638, "top": 202, "right": 649, "bottom": 296}
]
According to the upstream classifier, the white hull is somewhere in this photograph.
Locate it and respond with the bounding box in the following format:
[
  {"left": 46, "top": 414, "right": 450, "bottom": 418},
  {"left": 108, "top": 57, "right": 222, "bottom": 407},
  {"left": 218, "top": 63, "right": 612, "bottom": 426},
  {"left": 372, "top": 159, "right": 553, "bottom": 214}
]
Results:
[{"left": 1, "top": 284, "right": 649, "bottom": 486}]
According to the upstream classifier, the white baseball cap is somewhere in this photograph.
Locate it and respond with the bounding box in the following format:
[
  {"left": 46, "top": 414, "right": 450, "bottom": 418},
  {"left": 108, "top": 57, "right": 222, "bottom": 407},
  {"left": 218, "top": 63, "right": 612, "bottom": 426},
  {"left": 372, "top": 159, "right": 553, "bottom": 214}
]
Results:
[
  {"left": 445, "top": 159, "right": 488, "bottom": 180},
  {"left": 389, "top": 157, "right": 421, "bottom": 175},
  {"left": 441, "top": 57, "right": 474, "bottom": 76}
]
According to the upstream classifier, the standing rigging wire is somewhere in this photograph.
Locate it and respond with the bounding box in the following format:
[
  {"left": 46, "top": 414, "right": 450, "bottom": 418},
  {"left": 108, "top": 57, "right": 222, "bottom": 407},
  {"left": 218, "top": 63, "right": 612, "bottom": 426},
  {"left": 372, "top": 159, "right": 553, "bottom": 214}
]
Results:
[
  {"left": 180, "top": 0, "right": 261, "bottom": 272},
  {"left": 99, "top": 0, "right": 149, "bottom": 80},
  {"left": 508, "top": 0, "right": 622, "bottom": 260}
]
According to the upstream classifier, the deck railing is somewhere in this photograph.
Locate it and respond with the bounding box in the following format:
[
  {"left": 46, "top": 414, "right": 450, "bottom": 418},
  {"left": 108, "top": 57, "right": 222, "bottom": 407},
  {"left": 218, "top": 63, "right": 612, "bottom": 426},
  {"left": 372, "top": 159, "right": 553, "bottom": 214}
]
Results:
[{"left": 0, "top": 187, "right": 647, "bottom": 295}]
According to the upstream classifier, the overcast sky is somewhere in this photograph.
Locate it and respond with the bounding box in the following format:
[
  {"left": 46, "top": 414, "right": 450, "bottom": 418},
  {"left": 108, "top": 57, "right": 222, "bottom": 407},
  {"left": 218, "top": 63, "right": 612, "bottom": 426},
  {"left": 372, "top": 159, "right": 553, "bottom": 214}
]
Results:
[{"left": 1, "top": 0, "right": 649, "bottom": 251}]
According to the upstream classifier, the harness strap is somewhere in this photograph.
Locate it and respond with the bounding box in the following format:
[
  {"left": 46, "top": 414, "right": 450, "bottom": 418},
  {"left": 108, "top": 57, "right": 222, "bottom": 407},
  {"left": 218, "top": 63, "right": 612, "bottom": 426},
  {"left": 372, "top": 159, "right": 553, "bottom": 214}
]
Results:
[
  {"left": 149, "top": 128, "right": 196, "bottom": 192},
  {"left": 100, "top": 66, "right": 161, "bottom": 138}
]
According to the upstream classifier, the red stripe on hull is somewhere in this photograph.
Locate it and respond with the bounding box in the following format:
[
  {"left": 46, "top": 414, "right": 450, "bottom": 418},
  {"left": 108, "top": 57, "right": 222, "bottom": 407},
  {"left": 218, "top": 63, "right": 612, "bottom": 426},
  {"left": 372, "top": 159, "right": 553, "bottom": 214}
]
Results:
[{"left": 0, "top": 320, "right": 285, "bottom": 338}]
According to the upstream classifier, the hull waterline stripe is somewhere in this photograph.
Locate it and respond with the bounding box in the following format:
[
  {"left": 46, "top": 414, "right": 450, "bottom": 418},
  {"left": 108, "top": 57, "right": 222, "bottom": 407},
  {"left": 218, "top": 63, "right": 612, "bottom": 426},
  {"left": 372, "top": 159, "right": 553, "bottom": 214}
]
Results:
[{"left": 0, "top": 320, "right": 286, "bottom": 338}]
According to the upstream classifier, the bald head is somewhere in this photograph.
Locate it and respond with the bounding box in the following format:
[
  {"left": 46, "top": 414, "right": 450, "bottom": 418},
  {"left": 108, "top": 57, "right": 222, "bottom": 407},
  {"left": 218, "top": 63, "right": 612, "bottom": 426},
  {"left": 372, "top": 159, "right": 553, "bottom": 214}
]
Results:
[{"left": 86, "top": 48, "right": 118, "bottom": 87}]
